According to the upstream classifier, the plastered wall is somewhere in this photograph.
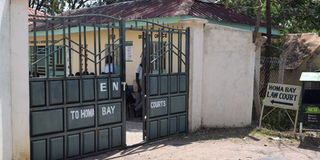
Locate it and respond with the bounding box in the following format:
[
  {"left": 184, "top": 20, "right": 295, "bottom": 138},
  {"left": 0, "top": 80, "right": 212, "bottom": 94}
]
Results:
[
  {"left": 0, "top": 0, "right": 29, "bottom": 159},
  {"left": 201, "top": 23, "right": 255, "bottom": 127},
  {"left": 0, "top": 0, "right": 13, "bottom": 159}
]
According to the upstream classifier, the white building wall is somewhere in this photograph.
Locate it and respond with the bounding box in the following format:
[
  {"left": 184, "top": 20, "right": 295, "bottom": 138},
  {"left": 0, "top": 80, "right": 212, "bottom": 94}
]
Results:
[
  {"left": 0, "top": 0, "right": 29, "bottom": 159},
  {"left": 201, "top": 23, "right": 255, "bottom": 127},
  {"left": 0, "top": 0, "right": 13, "bottom": 159}
]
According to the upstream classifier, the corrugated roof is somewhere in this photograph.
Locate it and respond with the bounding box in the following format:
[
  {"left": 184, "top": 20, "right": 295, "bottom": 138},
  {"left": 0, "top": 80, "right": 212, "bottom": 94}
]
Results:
[
  {"left": 283, "top": 33, "right": 320, "bottom": 70},
  {"left": 28, "top": 8, "right": 45, "bottom": 25},
  {"left": 60, "top": 0, "right": 259, "bottom": 26},
  {"left": 189, "top": 2, "right": 259, "bottom": 26}
]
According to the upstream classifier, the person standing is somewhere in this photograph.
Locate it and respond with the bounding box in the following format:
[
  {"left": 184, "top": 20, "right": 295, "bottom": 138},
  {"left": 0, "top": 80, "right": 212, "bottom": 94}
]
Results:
[
  {"left": 134, "top": 63, "right": 143, "bottom": 116},
  {"left": 103, "top": 56, "right": 120, "bottom": 74},
  {"left": 104, "top": 56, "right": 113, "bottom": 73},
  {"left": 135, "top": 63, "right": 143, "bottom": 92}
]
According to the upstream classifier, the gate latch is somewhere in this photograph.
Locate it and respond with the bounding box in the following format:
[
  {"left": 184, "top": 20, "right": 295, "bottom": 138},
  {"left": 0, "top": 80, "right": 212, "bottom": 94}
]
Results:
[{"left": 121, "top": 82, "right": 126, "bottom": 91}]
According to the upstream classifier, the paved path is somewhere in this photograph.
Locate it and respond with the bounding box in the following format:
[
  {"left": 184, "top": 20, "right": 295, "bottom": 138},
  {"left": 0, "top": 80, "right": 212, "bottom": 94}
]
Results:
[
  {"left": 85, "top": 128, "right": 320, "bottom": 160},
  {"left": 126, "top": 121, "right": 143, "bottom": 146}
]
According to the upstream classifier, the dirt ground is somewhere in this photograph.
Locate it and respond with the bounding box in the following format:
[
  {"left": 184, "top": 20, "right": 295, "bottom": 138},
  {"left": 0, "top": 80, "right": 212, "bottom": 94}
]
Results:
[{"left": 85, "top": 127, "right": 320, "bottom": 160}]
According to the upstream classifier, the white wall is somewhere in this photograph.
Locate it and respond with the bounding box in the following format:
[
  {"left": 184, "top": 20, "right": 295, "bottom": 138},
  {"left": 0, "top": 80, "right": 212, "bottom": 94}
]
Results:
[
  {"left": 181, "top": 19, "right": 255, "bottom": 130},
  {"left": 11, "top": 0, "right": 30, "bottom": 159},
  {"left": 201, "top": 23, "right": 255, "bottom": 127},
  {"left": 180, "top": 19, "right": 207, "bottom": 132},
  {"left": 0, "top": 0, "right": 29, "bottom": 159},
  {"left": 0, "top": 0, "right": 13, "bottom": 159}
]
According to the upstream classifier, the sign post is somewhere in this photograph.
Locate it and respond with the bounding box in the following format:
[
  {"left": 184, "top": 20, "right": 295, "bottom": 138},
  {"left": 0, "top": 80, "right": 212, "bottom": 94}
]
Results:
[{"left": 259, "top": 83, "right": 302, "bottom": 133}]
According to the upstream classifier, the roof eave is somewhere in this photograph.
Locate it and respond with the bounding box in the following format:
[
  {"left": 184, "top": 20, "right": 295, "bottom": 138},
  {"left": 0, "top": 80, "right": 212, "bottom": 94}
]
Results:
[{"left": 136, "top": 15, "right": 281, "bottom": 35}]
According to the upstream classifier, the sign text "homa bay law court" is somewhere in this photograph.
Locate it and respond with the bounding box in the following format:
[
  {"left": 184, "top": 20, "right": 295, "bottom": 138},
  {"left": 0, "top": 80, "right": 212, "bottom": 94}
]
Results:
[{"left": 264, "top": 83, "right": 301, "bottom": 110}]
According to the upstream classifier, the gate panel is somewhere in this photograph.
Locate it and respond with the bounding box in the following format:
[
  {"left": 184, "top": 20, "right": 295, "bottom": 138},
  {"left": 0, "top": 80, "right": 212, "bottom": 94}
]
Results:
[
  {"left": 138, "top": 21, "right": 190, "bottom": 141},
  {"left": 66, "top": 79, "right": 80, "bottom": 103},
  {"left": 49, "top": 80, "right": 64, "bottom": 105},
  {"left": 29, "top": 14, "right": 126, "bottom": 159},
  {"left": 31, "top": 109, "right": 64, "bottom": 136}
]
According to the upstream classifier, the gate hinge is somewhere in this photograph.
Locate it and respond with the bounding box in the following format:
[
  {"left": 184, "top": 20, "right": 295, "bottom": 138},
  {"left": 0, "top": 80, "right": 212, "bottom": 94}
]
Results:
[{"left": 121, "top": 82, "right": 126, "bottom": 91}]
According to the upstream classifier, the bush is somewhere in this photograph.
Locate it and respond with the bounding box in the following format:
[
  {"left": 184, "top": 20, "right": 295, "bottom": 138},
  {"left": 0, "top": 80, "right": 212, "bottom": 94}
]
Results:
[{"left": 262, "top": 106, "right": 297, "bottom": 131}]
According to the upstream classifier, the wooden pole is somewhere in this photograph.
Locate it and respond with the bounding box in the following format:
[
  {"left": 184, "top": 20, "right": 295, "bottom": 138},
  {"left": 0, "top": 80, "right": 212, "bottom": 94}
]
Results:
[
  {"left": 293, "top": 109, "right": 299, "bottom": 134},
  {"left": 252, "top": 0, "right": 265, "bottom": 120},
  {"left": 263, "top": 0, "right": 272, "bottom": 94},
  {"left": 259, "top": 104, "right": 265, "bottom": 128}
]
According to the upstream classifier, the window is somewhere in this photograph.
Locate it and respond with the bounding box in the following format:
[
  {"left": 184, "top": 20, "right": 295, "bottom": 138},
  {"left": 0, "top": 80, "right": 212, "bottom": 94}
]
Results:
[{"left": 29, "top": 46, "right": 65, "bottom": 76}]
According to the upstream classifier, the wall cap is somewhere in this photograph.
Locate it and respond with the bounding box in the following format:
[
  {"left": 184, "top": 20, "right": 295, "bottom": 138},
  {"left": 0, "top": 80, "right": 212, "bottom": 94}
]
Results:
[{"left": 179, "top": 18, "right": 208, "bottom": 25}]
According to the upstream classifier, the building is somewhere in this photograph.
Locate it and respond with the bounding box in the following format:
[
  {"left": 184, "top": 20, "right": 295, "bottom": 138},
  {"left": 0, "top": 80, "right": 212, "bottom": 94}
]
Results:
[
  {"left": 29, "top": 0, "right": 279, "bottom": 85},
  {"left": 2, "top": 0, "right": 280, "bottom": 159},
  {"left": 28, "top": 0, "right": 280, "bottom": 130},
  {"left": 281, "top": 33, "right": 320, "bottom": 85},
  {"left": 29, "top": 0, "right": 279, "bottom": 130},
  {"left": 260, "top": 33, "right": 320, "bottom": 88}
]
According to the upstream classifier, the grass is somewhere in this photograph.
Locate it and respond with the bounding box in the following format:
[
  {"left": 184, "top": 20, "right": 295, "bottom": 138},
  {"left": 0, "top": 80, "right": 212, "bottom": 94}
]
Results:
[
  {"left": 168, "top": 126, "right": 300, "bottom": 144},
  {"left": 254, "top": 127, "right": 297, "bottom": 139}
]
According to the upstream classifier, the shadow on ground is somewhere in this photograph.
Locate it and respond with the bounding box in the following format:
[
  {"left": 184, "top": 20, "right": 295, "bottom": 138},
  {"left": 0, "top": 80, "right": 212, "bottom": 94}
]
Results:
[
  {"left": 298, "top": 136, "right": 320, "bottom": 152},
  {"left": 85, "top": 127, "right": 259, "bottom": 160},
  {"left": 179, "top": 126, "right": 257, "bottom": 142}
]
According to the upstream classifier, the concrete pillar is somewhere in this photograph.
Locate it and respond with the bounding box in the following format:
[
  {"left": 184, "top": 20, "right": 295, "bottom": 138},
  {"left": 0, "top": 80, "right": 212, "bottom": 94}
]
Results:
[
  {"left": 0, "top": 0, "right": 13, "bottom": 159},
  {"left": 11, "top": 0, "right": 30, "bottom": 159},
  {"left": 180, "top": 18, "right": 208, "bottom": 132},
  {"left": 0, "top": 0, "right": 29, "bottom": 159}
]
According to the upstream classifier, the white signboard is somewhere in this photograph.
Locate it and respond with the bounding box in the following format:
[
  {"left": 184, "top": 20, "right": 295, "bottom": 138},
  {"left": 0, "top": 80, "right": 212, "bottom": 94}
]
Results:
[
  {"left": 263, "top": 83, "right": 301, "bottom": 110},
  {"left": 126, "top": 46, "right": 133, "bottom": 61}
]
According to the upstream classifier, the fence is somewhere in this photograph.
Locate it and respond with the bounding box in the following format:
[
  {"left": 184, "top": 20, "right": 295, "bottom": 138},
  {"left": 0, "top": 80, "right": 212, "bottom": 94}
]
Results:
[
  {"left": 259, "top": 56, "right": 298, "bottom": 130},
  {"left": 259, "top": 56, "right": 281, "bottom": 97}
]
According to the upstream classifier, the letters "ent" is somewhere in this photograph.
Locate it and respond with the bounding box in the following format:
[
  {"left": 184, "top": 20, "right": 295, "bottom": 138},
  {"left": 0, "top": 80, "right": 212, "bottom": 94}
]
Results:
[{"left": 100, "top": 82, "right": 119, "bottom": 92}]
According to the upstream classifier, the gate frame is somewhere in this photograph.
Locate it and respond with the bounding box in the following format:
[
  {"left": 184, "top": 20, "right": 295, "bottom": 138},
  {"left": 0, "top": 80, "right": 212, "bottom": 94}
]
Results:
[{"left": 29, "top": 14, "right": 127, "bottom": 159}]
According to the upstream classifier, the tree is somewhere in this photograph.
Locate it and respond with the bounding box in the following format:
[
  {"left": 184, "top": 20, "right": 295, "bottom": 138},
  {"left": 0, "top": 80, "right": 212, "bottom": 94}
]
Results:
[
  {"left": 216, "top": 0, "right": 320, "bottom": 34},
  {"left": 29, "top": 0, "right": 68, "bottom": 14},
  {"left": 272, "top": 0, "right": 320, "bottom": 34},
  {"left": 29, "top": 0, "right": 130, "bottom": 15}
]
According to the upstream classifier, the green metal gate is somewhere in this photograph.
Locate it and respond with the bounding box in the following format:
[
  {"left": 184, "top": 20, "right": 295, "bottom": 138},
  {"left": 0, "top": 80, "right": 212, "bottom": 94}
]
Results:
[
  {"left": 29, "top": 14, "right": 126, "bottom": 159},
  {"left": 29, "top": 45, "right": 65, "bottom": 76},
  {"left": 136, "top": 21, "right": 190, "bottom": 141},
  {"left": 29, "top": 14, "right": 190, "bottom": 159}
]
